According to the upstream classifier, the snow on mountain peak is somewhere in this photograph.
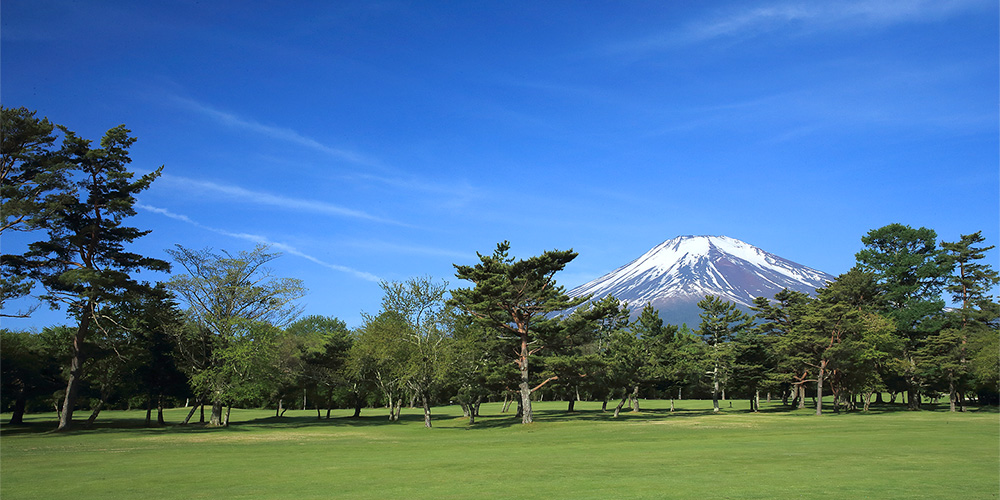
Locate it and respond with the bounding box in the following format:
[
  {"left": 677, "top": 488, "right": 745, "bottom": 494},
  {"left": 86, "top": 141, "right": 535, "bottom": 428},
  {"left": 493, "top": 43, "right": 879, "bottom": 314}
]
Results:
[{"left": 568, "top": 235, "right": 835, "bottom": 325}]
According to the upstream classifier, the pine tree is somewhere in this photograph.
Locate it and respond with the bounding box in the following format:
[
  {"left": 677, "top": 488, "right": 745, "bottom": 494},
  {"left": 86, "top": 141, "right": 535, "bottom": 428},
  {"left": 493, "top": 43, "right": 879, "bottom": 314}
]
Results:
[{"left": 7, "top": 124, "right": 169, "bottom": 430}]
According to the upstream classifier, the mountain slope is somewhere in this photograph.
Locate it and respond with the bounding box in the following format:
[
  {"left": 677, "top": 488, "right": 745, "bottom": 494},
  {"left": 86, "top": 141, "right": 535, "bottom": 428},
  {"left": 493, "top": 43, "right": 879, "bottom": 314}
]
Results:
[{"left": 568, "top": 235, "right": 835, "bottom": 326}]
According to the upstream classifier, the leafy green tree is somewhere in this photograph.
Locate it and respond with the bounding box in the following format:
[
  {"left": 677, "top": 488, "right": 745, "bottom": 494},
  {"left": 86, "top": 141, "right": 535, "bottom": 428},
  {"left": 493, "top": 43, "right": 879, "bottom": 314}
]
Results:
[
  {"left": 349, "top": 311, "right": 413, "bottom": 421},
  {"left": 0, "top": 107, "right": 68, "bottom": 318},
  {"left": 283, "top": 315, "right": 352, "bottom": 418},
  {"left": 165, "top": 244, "right": 305, "bottom": 426},
  {"left": 856, "top": 223, "right": 951, "bottom": 410},
  {"left": 450, "top": 241, "right": 586, "bottom": 424},
  {"left": 442, "top": 315, "right": 513, "bottom": 424},
  {"left": 5, "top": 123, "right": 168, "bottom": 430},
  {"left": 377, "top": 276, "right": 450, "bottom": 428},
  {"left": 697, "top": 296, "right": 752, "bottom": 412},
  {"left": 791, "top": 269, "right": 895, "bottom": 415},
  {"left": 1, "top": 328, "right": 69, "bottom": 424}
]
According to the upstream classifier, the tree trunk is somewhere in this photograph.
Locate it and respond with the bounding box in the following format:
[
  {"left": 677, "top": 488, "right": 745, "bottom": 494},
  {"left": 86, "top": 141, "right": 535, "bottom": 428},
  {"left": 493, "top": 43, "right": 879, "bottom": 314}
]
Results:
[
  {"left": 613, "top": 390, "right": 628, "bottom": 418},
  {"left": 87, "top": 398, "right": 106, "bottom": 428},
  {"left": 631, "top": 385, "right": 641, "bottom": 413},
  {"left": 949, "top": 377, "right": 957, "bottom": 412},
  {"left": 9, "top": 386, "right": 27, "bottom": 425},
  {"left": 567, "top": 399, "right": 576, "bottom": 412},
  {"left": 145, "top": 396, "right": 153, "bottom": 426},
  {"left": 601, "top": 399, "right": 608, "bottom": 412},
  {"left": 518, "top": 332, "right": 533, "bottom": 424},
  {"left": 200, "top": 402, "right": 205, "bottom": 423},
  {"left": 678, "top": 387, "right": 682, "bottom": 400},
  {"left": 155, "top": 394, "right": 164, "bottom": 425},
  {"left": 421, "top": 392, "right": 432, "bottom": 428},
  {"left": 276, "top": 399, "right": 282, "bottom": 417},
  {"left": 670, "top": 399, "right": 675, "bottom": 412},
  {"left": 815, "top": 361, "right": 826, "bottom": 416},
  {"left": 181, "top": 398, "right": 202, "bottom": 425},
  {"left": 209, "top": 400, "right": 224, "bottom": 426},
  {"left": 57, "top": 314, "right": 91, "bottom": 431},
  {"left": 392, "top": 397, "right": 402, "bottom": 421},
  {"left": 712, "top": 364, "right": 721, "bottom": 413}
]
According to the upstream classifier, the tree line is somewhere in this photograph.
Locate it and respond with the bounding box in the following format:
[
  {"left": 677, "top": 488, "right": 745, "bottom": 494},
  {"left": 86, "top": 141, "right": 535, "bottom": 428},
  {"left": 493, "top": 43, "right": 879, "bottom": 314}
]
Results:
[{"left": 3, "top": 107, "right": 998, "bottom": 430}]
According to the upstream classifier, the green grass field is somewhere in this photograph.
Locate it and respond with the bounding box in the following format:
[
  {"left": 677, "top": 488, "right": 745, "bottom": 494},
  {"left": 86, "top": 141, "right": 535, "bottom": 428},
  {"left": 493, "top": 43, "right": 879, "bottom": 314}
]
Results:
[{"left": 2, "top": 400, "right": 997, "bottom": 499}]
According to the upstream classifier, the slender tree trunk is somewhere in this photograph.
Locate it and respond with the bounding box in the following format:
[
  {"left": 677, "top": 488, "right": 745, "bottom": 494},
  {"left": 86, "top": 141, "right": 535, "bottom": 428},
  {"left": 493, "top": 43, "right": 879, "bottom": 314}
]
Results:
[
  {"left": 181, "top": 398, "right": 202, "bottom": 425},
  {"left": 613, "top": 389, "right": 628, "bottom": 418},
  {"left": 712, "top": 364, "right": 721, "bottom": 413},
  {"left": 421, "top": 392, "right": 432, "bottom": 428},
  {"left": 949, "top": 377, "right": 957, "bottom": 412},
  {"left": 87, "top": 397, "right": 106, "bottom": 427},
  {"left": 670, "top": 399, "right": 675, "bottom": 412},
  {"left": 200, "top": 402, "right": 205, "bottom": 423},
  {"left": 224, "top": 405, "right": 232, "bottom": 426},
  {"left": 678, "top": 387, "right": 682, "bottom": 400},
  {"left": 276, "top": 399, "right": 282, "bottom": 417},
  {"left": 57, "top": 314, "right": 91, "bottom": 431},
  {"left": 518, "top": 332, "right": 533, "bottom": 424},
  {"left": 631, "top": 385, "right": 641, "bottom": 413},
  {"left": 392, "top": 397, "right": 402, "bottom": 421},
  {"left": 601, "top": 399, "right": 608, "bottom": 411},
  {"left": 816, "top": 361, "right": 826, "bottom": 416},
  {"left": 157, "top": 394, "right": 165, "bottom": 425},
  {"left": 145, "top": 396, "right": 153, "bottom": 426}
]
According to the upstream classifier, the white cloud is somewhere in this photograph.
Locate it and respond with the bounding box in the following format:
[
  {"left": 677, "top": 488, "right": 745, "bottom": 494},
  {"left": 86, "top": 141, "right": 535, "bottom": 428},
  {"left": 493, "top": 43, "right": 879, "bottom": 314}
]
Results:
[
  {"left": 608, "top": 0, "right": 986, "bottom": 52},
  {"left": 171, "top": 96, "right": 380, "bottom": 167},
  {"left": 137, "top": 203, "right": 381, "bottom": 282},
  {"left": 161, "top": 174, "right": 410, "bottom": 226}
]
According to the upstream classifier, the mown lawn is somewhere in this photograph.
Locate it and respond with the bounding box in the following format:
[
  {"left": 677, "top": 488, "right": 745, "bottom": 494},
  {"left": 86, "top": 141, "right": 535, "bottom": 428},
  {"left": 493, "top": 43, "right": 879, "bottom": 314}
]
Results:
[{"left": 2, "top": 400, "right": 997, "bottom": 499}]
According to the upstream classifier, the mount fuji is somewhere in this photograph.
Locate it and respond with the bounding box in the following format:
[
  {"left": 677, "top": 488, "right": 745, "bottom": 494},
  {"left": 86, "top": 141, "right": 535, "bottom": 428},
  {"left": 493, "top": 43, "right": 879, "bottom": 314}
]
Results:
[{"left": 568, "top": 235, "right": 836, "bottom": 327}]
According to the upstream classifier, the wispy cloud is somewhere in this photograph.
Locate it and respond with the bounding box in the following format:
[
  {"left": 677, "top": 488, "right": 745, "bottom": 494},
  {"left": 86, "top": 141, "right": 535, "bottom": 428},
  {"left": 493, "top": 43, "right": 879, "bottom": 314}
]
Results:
[
  {"left": 161, "top": 174, "right": 410, "bottom": 226},
  {"left": 607, "top": 0, "right": 985, "bottom": 53},
  {"left": 171, "top": 96, "right": 380, "bottom": 167},
  {"left": 138, "top": 203, "right": 381, "bottom": 282}
]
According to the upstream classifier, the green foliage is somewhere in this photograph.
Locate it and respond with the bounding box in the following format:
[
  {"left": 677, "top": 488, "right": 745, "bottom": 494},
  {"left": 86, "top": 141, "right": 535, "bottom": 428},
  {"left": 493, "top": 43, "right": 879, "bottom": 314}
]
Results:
[
  {"left": 450, "top": 241, "right": 586, "bottom": 423},
  {"left": 165, "top": 244, "right": 306, "bottom": 424}
]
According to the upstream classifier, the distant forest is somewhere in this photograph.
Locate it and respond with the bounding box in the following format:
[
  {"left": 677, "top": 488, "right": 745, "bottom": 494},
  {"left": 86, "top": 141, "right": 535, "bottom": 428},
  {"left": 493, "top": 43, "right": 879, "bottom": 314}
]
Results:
[{"left": 3, "top": 107, "right": 998, "bottom": 430}]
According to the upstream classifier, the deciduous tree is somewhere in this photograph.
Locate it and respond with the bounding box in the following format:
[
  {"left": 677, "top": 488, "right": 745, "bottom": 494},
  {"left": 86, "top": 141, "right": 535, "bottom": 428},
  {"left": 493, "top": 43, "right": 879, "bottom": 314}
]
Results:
[{"left": 165, "top": 244, "right": 305, "bottom": 425}]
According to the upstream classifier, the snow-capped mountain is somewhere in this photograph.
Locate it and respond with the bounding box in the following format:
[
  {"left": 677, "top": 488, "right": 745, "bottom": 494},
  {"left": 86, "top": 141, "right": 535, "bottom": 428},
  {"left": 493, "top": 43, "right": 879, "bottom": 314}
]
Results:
[{"left": 568, "top": 235, "right": 835, "bottom": 327}]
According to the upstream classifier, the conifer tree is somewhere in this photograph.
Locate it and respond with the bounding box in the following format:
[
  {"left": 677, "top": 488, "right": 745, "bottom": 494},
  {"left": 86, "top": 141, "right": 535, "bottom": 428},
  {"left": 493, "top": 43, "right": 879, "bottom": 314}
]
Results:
[
  {"left": 450, "top": 241, "right": 585, "bottom": 424},
  {"left": 6, "top": 123, "right": 169, "bottom": 430}
]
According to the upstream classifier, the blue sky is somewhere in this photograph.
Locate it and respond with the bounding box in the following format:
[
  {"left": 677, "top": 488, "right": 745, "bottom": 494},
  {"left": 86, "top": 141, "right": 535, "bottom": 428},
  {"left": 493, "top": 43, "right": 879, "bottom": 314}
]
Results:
[{"left": 3, "top": 1, "right": 998, "bottom": 330}]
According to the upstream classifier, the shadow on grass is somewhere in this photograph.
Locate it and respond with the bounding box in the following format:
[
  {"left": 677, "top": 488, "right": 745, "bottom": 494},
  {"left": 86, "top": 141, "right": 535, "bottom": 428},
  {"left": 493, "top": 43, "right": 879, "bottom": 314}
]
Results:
[{"left": 4, "top": 400, "right": 995, "bottom": 435}]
